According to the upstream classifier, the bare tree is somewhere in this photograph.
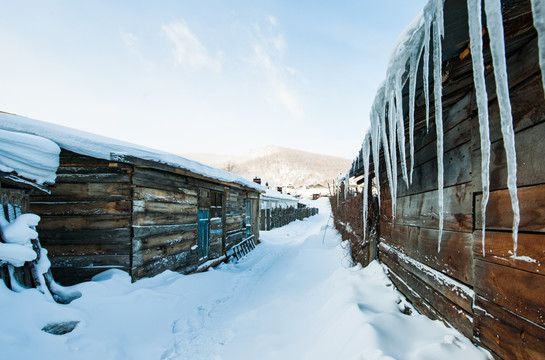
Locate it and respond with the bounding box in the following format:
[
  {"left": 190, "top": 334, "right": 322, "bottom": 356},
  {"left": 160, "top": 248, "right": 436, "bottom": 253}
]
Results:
[{"left": 223, "top": 161, "right": 236, "bottom": 173}]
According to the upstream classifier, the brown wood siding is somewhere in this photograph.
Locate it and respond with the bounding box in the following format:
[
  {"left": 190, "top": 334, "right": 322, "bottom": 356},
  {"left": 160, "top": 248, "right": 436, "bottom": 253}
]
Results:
[
  {"left": 130, "top": 167, "right": 199, "bottom": 279},
  {"left": 225, "top": 188, "right": 247, "bottom": 250},
  {"left": 30, "top": 150, "right": 261, "bottom": 284},
  {"left": 31, "top": 150, "right": 133, "bottom": 285},
  {"left": 362, "top": 1, "right": 545, "bottom": 359}
]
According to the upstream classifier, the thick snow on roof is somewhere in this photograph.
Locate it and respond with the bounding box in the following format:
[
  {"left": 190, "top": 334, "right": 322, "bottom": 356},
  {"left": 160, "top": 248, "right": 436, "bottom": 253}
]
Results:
[
  {"left": 0, "top": 128, "right": 60, "bottom": 185},
  {"left": 0, "top": 112, "right": 261, "bottom": 191},
  {"left": 259, "top": 185, "right": 298, "bottom": 202}
]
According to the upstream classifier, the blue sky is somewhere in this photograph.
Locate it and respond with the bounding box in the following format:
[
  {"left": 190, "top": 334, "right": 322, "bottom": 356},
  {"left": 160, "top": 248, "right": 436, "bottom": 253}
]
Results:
[{"left": 0, "top": 0, "right": 428, "bottom": 159}]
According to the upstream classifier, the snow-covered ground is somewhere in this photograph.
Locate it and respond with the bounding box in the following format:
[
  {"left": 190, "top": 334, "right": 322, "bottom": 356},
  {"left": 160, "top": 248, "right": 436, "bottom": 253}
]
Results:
[{"left": 0, "top": 198, "right": 490, "bottom": 360}]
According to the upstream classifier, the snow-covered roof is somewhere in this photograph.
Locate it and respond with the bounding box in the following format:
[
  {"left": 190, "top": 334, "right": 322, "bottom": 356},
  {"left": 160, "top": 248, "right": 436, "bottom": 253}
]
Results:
[
  {"left": 0, "top": 112, "right": 262, "bottom": 191},
  {"left": 0, "top": 128, "right": 60, "bottom": 185},
  {"left": 258, "top": 185, "right": 298, "bottom": 202}
]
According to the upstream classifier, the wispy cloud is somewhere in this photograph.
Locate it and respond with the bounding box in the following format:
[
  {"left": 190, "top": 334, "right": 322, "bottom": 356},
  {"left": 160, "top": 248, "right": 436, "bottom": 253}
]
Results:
[
  {"left": 162, "top": 21, "right": 221, "bottom": 72},
  {"left": 251, "top": 17, "right": 303, "bottom": 118},
  {"left": 121, "top": 31, "right": 139, "bottom": 55},
  {"left": 268, "top": 16, "right": 277, "bottom": 26}
]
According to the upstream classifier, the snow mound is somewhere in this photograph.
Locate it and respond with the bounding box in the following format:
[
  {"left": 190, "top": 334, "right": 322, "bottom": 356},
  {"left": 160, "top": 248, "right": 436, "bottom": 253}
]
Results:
[{"left": 0, "top": 129, "right": 60, "bottom": 185}]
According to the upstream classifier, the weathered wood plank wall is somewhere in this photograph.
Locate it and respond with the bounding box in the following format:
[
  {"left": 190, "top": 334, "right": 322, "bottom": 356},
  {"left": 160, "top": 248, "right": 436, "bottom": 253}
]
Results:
[
  {"left": 225, "top": 188, "right": 247, "bottom": 250},
  {"left": 131, "top": 166, "right": 199, "bottom": 279},
  {"left": 350, "top": 1, "right": 545, "bottom": 358},
  {"left": 260, "top": 206, "right": 319, "bottom": 231},
  {"left": 31, "top": 150, "right": 260, "bottom": 285},
  {"left": 32, "top": 150, "right": 133, "bottom": 285}
]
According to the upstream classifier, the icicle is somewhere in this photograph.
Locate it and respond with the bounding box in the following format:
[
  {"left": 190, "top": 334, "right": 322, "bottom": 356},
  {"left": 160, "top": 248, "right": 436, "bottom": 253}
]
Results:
[
  {"left": 408, "top": 32, "right": 426, "bottom": 184},
  {"left": 467, "top": 0, "right": 491, "bottom": 256},
  {"left": 531, "top": 0, "right": 545, "bottom": 97},
  {"left": 370, "top": 111, "right": 381, "bottom": 207},
  {"left": 484, "top": 0, "right": 520, "bottom": 255},
  {"left": 377, "top": 93, "right": 394, "bottom": 213},
  {"left": 344, "top": 171, "right": 349, "bottom": 199},
  {"left": 423, "top": 14, "right": 432, "bottom": 131},
  {"left": 395, "top": 69, "right": 410, "bottom": 189},
  {"left": 388, "top": 91, "right": 398, "bottom": 218},
  {"left": 362, "top": 134, "right": 371, "bottom": 242},
  {"left": 432, "top": 0, "right": 445, "bottom": 253}
]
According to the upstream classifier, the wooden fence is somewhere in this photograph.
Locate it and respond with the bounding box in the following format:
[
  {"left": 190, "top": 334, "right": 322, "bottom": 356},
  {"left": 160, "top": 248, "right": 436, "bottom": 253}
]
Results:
[{"left": 260, "top": 206, "right": 319, "bottom": 231}]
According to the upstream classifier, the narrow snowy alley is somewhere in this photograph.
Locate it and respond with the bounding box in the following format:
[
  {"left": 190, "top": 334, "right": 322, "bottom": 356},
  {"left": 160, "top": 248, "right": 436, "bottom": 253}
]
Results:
[{"left": 1, "top": 198, "right": 490, "bottom": 360}]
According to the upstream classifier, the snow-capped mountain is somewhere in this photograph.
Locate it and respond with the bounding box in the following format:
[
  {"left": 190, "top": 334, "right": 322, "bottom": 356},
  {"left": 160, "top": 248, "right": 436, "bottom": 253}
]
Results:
[{"left": 183, "top": 146, "right": 351, "bottom": 187}]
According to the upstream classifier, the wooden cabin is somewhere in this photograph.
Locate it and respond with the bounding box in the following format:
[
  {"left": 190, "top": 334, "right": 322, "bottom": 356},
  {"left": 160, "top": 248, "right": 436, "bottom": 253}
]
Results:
[
  {"left": 0, "top": 113, "right": 262, "bottom": 285},
  {"left": 346, "top": 0, "right": 545, "bottom": 359}
]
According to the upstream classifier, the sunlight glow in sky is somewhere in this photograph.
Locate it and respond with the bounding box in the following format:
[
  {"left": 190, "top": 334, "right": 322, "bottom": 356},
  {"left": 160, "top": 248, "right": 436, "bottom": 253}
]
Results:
[{"left": 0, "top": 0, "right": 428, "bottom": 159}]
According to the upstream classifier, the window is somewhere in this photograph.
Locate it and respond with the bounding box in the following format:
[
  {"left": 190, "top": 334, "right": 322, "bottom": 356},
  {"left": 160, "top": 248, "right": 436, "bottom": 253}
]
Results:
[{"left": 210, "top": 191, "right": 223, "bottom": 219}]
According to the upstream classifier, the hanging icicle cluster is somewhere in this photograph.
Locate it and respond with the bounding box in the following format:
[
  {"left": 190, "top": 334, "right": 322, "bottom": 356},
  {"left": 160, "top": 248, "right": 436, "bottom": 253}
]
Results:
[
  {"left": 532, "top": 0, "right": 545, "bottom": 96},
  {"left": 359, "top": 0, "right": 445, "bottom": 248},
  {"left": 356, "top": 0, "right": 545, "bottom": 255}
]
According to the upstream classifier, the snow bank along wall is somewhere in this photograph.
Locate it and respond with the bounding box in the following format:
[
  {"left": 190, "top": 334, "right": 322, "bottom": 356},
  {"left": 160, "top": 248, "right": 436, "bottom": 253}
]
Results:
[
  {"left": 0, "top": 113, "right": 262, "bottom": 286},
  {"left": 346, "top": 0, "right": 545, "bottom": 358}
]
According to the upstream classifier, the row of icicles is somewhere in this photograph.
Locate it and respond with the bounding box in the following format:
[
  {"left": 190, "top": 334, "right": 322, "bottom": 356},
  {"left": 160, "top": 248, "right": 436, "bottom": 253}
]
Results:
[{"left": 351, "top": 0, "right": 545, "bottom": 256}]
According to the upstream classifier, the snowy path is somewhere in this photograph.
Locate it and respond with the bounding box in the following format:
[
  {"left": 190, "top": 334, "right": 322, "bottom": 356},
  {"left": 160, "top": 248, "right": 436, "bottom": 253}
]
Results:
[{"left": 0, "top": 198, "right": 489, "bottom": 360}]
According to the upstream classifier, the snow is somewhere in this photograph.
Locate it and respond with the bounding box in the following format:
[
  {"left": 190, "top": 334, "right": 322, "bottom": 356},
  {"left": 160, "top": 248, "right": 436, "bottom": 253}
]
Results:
[
  {"left": 0, "top": 242, "right": 37, "bottom": 267},
  {"left": 0, "top": 213, "right": 40, "bottom": 245},
  {"left": 484, "top": 0, "right": 520, "bottom": 255},
  {"left": 0, "top": 129, "right": 60, "bottom": 185},
  {"left": 510, "top": 254, "right": 537, "bottom": 263},
  {"left": 467, "top": 0, "right": 491, "bottom": 256},
  {"left": 0, "top": 112, "right": 261, "bottom": 191},
  {"left": 258, "top": 185, "right": 299, "bottom": 203},
  {"left": 380, "top": 243, "right": 474, "bottom": 302},
  {"left": 0, "top": 198, "right": 490, "bottom": 359},
  {"left": 0, "top": 212, "right": 41, "bottom": 267}
]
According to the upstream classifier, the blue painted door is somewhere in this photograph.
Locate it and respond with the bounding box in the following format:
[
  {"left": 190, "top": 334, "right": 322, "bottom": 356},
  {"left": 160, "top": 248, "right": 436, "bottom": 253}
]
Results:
[
  {"left": 198, "top": 209, "right": 210, "bottom": 260},
  {"left": 245, "top": 200, "right": 251, "bottom": 237}
]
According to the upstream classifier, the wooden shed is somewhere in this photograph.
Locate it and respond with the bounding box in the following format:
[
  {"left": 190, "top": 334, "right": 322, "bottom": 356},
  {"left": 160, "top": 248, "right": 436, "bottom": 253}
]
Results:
[
  {"left": 346, "top": 0, "right": 545, "bottom": 358},
  {"left": 0, "top": 112, "right": 262, "bottom": 285}
]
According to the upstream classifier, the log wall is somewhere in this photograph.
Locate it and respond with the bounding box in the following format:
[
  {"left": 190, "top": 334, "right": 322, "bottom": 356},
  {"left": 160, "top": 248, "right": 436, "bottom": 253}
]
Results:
[
  {"left": 131, "top": 166, "right": 199, "bottom": 279},
  {"left": 350, "top": 1, "right": 545, "bottom": 358},
  {"left": 31, "top": 150, "right": 260, "bottom": 285},
  {"left": 31, "top": 150, "right": 133, "bottom": 285},
  {"left": 225, "top": 188, "right": 247, "bottom": 251}
]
